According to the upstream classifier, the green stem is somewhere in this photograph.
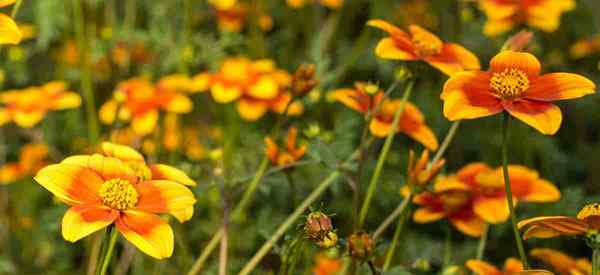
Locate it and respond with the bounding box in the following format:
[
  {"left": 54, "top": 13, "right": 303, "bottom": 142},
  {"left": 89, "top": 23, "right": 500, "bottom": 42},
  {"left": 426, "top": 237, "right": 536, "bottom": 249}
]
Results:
[
  {"left": 429, "top": 121, "right": 460, "bottom": 168},
  {"left": 382, "top": 207, "right": 411, "bottom": 271},
  {"left": 10, "top": 0, "right": 22, "bottom": 18},
  {"left": 593, "top": 249, "right": 598, "bottom": 275},
  {"left": 231, "top": 157, "right": 270, "bottom": 221},
  {"left": 358, "top": 80, "right": 414, "bottom": 227},
  {"left": 501, "top": 113, "right": 529, "bottom": 268},
  {"left": 443, "top": 226, "right": 452, "bottom": 266},
  {"left": 476, "top": 224, "right": 488, "bottom": 260},
  {"left": 86, "top": 233, "right": 104, "bottom": 275},
  {"left": 97, "top": 226, "right": 119, "bottom": 275},
  {"left": 186, "top": 229, "right": 224, "bottom": 275},
  {"left": 373, "top": 192, "right": 412, "bottom": 240}
]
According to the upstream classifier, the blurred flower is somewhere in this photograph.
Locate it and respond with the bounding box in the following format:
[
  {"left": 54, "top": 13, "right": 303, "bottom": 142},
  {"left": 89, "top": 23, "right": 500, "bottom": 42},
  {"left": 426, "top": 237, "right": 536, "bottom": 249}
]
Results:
[
  {"left": 441, "top": 51, "right": 596, "bottom": 135},
  {"left": 478, "top": 0, "right": 574, "bottom": 37},
  {"left": 17, "top": 23, "right": 35, "bottom": 41},
  {"left": 0, "top": 0, "right": 22, "bottom": 44},
  {"left": 367, "top": 20, "right": 480, "bottom": 76},
  {"left": 348, "top": 232, "right": 374, "bottom": 261},
  {"left": 530, "top": 248, "right": 591, "bottom": 275},
  {"left": 412, "top": 176, "right": 485, "bottom": 237},
  {"left": 99, "top": 142, "right": 197, "bottom": 222},
  {"left": 392, "top": 0, "right": 438, "bottom": 29},
  {"left": 456, "top": 163, "right": 560, "bottom": 224},
  {"left": 291, "top": 64, "right": 318, "bottom": 97},
  {"left": 35, "top": 153, "right": 196, "bottom": 259},
  {"left": 332, "top": 82, "right": 439, "bottom": 150},
  {"left": 407, "top": 149, "right": 445, "bottom": 190},
  {"left": 570, "top": 36, "right": 600, "bottom": 59},
  {"left": 161, "top": 113, "right": 207, "bottom": 161},
  {"left": 0, "top": 81, "right": 82, "bottom": 128},
  {"left": 208, "top": 0, "right": 237, "bottom": 10},
  {"left": 467, "top": 258, "right": 524, "bottom": 275},
  {"left": 265, "top": 127, "right": 307, "bottom": 166},
  {"left": 287, "top": 0, "right": 343, "bottom": 9},
  {"left": 0, "top": 143, "right": 49, "bottom": 184},
  {"left": 313, "top": 253, "right": 342, "bottom": 275},
  {"left": 210, "top": 2, "right": 273, "bottom": 32},
  {"left": 518, "top": 203, "right": 600, "bottom": 243},
  {"left": 99, "top": 78, "right": 193, "bottom": 135},
  {"left": 111, "top": 41, "right": 155, "bottom": 68},
  {"left": 201, "top": 57, "right": 303, "bottom": 121}
]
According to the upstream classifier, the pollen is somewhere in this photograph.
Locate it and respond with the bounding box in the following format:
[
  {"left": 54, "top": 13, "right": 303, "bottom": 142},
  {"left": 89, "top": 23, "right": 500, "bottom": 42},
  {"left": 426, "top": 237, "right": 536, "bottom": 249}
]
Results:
[
  {"left": 99, "top": 178, "right": 138, "bottom": 210},
  {"left": 490, "top": 68, "right": 530, "bottom": 99},
  {"left": 411, "top": 32, "right": 443, "bottom": 56}
]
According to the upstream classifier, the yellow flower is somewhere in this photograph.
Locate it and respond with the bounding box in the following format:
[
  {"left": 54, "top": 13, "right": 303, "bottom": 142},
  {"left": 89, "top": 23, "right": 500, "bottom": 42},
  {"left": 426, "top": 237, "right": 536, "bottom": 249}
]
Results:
[
  {"left": 264, "top": 127, "right": 307, "bottom": 166},
  {"left": 530, "top": 248, "right": 591, "bottom": 275}
]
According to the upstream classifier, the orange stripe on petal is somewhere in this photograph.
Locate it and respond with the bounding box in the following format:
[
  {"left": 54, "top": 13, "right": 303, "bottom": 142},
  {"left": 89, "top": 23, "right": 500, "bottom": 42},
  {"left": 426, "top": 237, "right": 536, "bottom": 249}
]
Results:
[
  {"left": 149, "top": 164, "right": 196, "bottom": 186},
  {"left": 526, "top": 73, "right": 596, "bottom": 102},
  {"left": 441, "top": 71, "right": 503, "bottom": 120},
  {"left": 62, "top": 204, "right": 117, "bottom": 242},
  {"left": 35, "top": 164, "right": 103, "bottom": 205},
  {"left": 116, "top": 210, "right": 174, "bottom": 259},
  {"left": 503, "top": 100, "right": 562, "bottom": 135},
  {"left": 522, "top": 224, "right": 564, "bottom": 240},
  {"left": 518, "top": 216, "right": 586, "bottom": 230},
  {"left": 374, "top": 38, "right": 418, "bottom": 61},
  {"left": 136, "top": 180, "right": 196, "bottom": 216},
  {"left": 424, "top": 43, "right": 481, "bottom": 76},
  {"left": 490, "top": 51, "right": 541, "bottom": 78}
]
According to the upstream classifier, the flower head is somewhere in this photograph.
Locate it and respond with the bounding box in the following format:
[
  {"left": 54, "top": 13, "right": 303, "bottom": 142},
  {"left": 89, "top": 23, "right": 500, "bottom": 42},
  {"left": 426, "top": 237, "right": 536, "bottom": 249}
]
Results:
[
  {"left": 0, "top": 81, "right": 82, "bottom": 128},
  {"left": 265, "top": 127, "right": 307, "bottom": 166},
  {"left": 441, "top": 51, "right": 595, "bottom": 135},
  {"left": 530, "top": 248, "right": 591, "bottom": 275},
  {"left": 332, "top": 83, "right": 439, "bottom": 150},
  {"left": 34, "top": 153, "right": 196, "bottom": 259},
  {"left": 0, "top": 143, "right": 49, "bottom": 184},
  {"left": 367, "top": 20, "right": 480, "bottom": 76},
  {"left": 313, "top": 253, "right": 343, "bottom": 275},
  {"left": 467, "top": 258, "right": 524, "bottom": 275},
  {"left": 0, "top": 0, "right": 22, "bottom": 45},
  {"left": 407, "top": 149, "right": 445, "bottom": 190}
]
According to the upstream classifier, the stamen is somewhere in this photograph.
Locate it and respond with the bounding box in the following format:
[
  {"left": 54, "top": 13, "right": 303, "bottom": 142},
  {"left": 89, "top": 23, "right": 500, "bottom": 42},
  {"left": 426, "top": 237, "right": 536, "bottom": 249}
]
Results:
[
  {"left": 99, "top": 178, "right": 138, "bottom": 210},
  {"left": 490, "top": 68, "right": 530, "bottom": 99}
]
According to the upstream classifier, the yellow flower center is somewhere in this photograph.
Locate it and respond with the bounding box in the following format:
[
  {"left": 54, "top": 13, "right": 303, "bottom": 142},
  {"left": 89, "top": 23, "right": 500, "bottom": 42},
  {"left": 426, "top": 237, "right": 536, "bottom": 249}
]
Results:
[
  {"left": 490, "top": 68, "right": 530, "bottom": 99},
  {"left": 439, "top": 191, "right": 469, "bottom": 213},
  {"left": 127, "top": 161, "right": 152, "bottom": 181},
  {"left": 99, "top": 178, "right": 138, "bottom": 210},
  {"left": 411, "top": 33, "right": 442, "bottom": 56}
]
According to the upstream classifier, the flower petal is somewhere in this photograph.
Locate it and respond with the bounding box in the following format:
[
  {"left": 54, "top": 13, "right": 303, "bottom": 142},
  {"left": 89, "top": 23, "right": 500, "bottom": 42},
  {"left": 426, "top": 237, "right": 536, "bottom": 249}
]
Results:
[
  {"left": 101, "top": 142, "right": 145, "bottom": 162},
  {"left": 171, "top": 207, "right": 195, "bottom": 223},
  {"left": 374, "top": 38, "right": 418, "bottom": 60},
  {"left": 474, "top": 196, "right": 510, "bottom": 224},
  {"left": 132, "top": 110, "right": 158, "bottom": 136},
  {"left": 450, "top": 214, "right": 486, "bottom": 237},
  {"left": 441, "top": 71, "right": 503, "bottom": 120},
  {"left": 62, "top": 204, "right": 118, "bottom": 242},
  {"left": 164, "top": 94, "right": 193, "bottom": 113},
  {"left": 483, "top": 19, "right": 515, "bottom": 37},
  {"left": 52, "top": 92, "right": 82, "bottom": 110},
  {"left": 331, "top": 88, "right": 369, "bottom": 113},
  {"left": 14, "top": 110, "right": 45, "bottom": 128},
  {"left": 369, "top": 118, "right": 392, "bottom": 137},
  {"left": 135, "top": 180, "right": 196, "bottom": 217},
  {"left": 526, "top": 73, "right": 596, "bottom": 101},
  {"left": 424, "top": 43, "right": 481, "bottom": 76},
  {"left": 519, "top": 179, "right": 560, "bottom": 202},
  {"left": 35, "top": 163, "right": 103, "bottom": 205},
  {"left": 248, "top": 76, "right": 279, "bottom": 100},
  {"left": 413, "top": 207, "right": 445, "bottom": 223},
  {"left": 399, "top": 103, "right": 439, "bottom": 150},
  {"left": 522, "top": 224, "right": 564, "bottom": 240},
  {"left": 466, "top": 259, "right": 502, "bottom": 275},
  {"left": 61, "top": 154, "right": 136, "bottom": 182},
  {"left": 503, "top": 100, "right": 562, "bottom": 135},
  {"left": 367, "top": 19, "right": 409, "bottom": 38},
  {"left": 237, "top": 99, "right": 268, "bottom": 121},
  {"left": 0, "top": 14, "right": 21, "bottom": 45},
  {"left": 149, "top": 164, "right": 196, "bottom": 187},
  {"left": 504, "top": 258, "right": 524, "bottom": 273},
  {"left": 211, "top": 83, "right": 242, "bottom": 103},
  {"left": 99, "top": 100, "right": 118, "bottom": 124},
  {"left": 116, "top": 210, "right": 174, "bottom": 259},
  {"left": 490, "top": 51, "right": 541, "bottom": 78}
]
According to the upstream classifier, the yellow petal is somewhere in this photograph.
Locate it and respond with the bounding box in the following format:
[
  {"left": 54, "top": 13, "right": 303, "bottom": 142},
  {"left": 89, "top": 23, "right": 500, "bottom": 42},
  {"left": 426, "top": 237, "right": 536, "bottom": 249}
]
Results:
[
  {"left": 62, "top": 204, "right": 118, "bottom": 242},
  {"left": 149, "top": 164, "right": 196, "bottom": 186},
  {"left": 116, "top": 210, "right": 174, "bottom": 259},
  {"left": 99, "top": 100, "right": 118, "bottom": 125},
  {"left": 473, "top": 196, "right": 510, "bottom": 224},
  {"left": 171, "top": 206, "right": 195, "bottom": 223},
  {"left": 413, "top": 207, "right": 445, "bottom": 223},
  {"left": 34, "top": 163, "right": 103, "bottom": 205},
  {"left": 165, "top": 94, "right": 193, "bottom": 113},
  {"left": 211, "top": 83, "right": 242, "bottom": 103},
  {"left": 14, "top": 110, "right": 45, "bottom": 128},
  {"left": 132, "top": 110, "right": 158, "bottom": 136},
  {"left": 237, "top": 99, "right": 268, "bottom": 121},
  {"left": 466, "top": 259, "right": 501, "bottom": 275},
  {"left": 0, "top": 14, "right": 21, "bottom": 45},
  {"left": 101, "top": 142, "right": 145, "bottom": 162}
]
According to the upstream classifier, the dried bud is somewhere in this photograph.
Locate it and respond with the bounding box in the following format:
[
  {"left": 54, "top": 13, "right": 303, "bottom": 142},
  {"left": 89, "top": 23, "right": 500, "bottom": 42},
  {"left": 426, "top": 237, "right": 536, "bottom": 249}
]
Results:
[
  {"left": 348, "top": 232, "right": 374, "bottom": 261},
  {"left": 292, "top": 63, "right": 318, "bottom": 96},
  {"left": 407, "top": 150, "right": 445, "bottom": 191},
  {"left": 305, "top": 211, "right": 333, "bottom": 240},
  {"left": 502, "top": 30, "right": 534, "bottom": 52},
  {"left": 316, "top": 231, "right": 338, "bottom": 248}
]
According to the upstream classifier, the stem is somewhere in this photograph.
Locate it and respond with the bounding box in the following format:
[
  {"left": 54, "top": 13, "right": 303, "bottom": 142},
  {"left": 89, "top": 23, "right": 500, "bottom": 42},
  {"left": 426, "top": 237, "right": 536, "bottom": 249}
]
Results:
[
  {"left": 86, "top": 233, "right": 104, "bottom": 275},
  {"left": 501, "top": 113, "right": 529, "bottom": 269},
  {"left": 368, "top": 261, "right": 379, "bottom": 275},
  {"left": 231, "top": 157, "right": 270, "bottom": 221},
  {"left": 359, "top": 80, "right": 414, "bottom": 227},
  {"left": 593, "top": 249, "right": 598, "bottom": 275},
  {"left": 97, "top": 226, "right": 119, "bottom": 275},
  {"left": 10, "top": 0, "right": 22, "bottom": 18},
  {"left": 429, "top": 121, "right": 460, "bottom": 168},
  {"left": 237, "top": 171, "right": 341, "bottom": 275},
  {"left": 382, "top": 207, "right": 411, "bottom": 271},
  {"left": 443, "top": 226, "right": 452, "bottom": 266},
  {"left": 476, "top": 224, "right": 488, "bottom": 260},
  {"left": 373, "top": 192, "right": 412, "bottom": 240},
  {"left": 186, "top": 229, "right": 224, "bottom": 275}
]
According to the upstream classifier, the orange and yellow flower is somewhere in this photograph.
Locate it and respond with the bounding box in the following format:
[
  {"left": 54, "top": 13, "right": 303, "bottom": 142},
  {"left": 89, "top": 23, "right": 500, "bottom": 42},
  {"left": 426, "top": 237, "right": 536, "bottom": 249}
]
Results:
[
  {"left": 467, "top": 258, "right": 524, "bottom": 275},
  {"left": 441, "top": 51, "right": 596, "bottom": 135},
  {"left": 407, "top": 149, "right": 445, "bottom": 189},
  {"left": 0, "top": 81, "right": 82, "bottom": 128},
  {"left": 0, "top": 0, "right": 22, "bottom": 45},
  {"left": 313, "top": 253, "right": 342, "bottom": 275},
  {"left": 99, "top": 78, "right": 193, "bottom": 135},
  {"left": 478, "top": 0, "right": 575, "bottom": 37},
  {"left": 210, "top": 2, "right": 273, "bottom": 32},
  {"left": 287, "top": 0, "right": 343, "bottom": 9},
  {"left": 265, "top": 127, "right": 307, "bottom": 166},
  {"left": 332, "top": 82, "right": 439, "bottom": 150},
  {"left": 530, "top": 248, "right": 591, "bottom": 275},
  {"left": 570, "top": 36, "right": 600, "bottom": 59},
  {"left": 200, "top": 57, "right": 303, "bottom": 121},
  {"left": 518, "top": 203, "right": 600, "bottom": 240},
  {"left": 0, "top": 143, "right": 49, "bottom": 184},
  {"left": 456, "top": 163, "right": 560, "bottom": 224},
  {"left": 35, "top": 153, "right": 196, "bottom": 259},
  {"left": 367, "top": 20, "right": 480, "bottom": 76}
]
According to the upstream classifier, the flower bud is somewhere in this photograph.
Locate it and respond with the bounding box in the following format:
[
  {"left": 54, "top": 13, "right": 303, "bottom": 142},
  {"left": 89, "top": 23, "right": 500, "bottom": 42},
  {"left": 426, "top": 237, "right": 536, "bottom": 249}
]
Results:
[
  {"left": 305, "top": 211, "right": 333, "bottom": 239},
  {"left": 348, "top": 232, "right": 374, "bottom": 261},
  {"left": 292, "top": 63, "right": 318, "bottom": 96}
]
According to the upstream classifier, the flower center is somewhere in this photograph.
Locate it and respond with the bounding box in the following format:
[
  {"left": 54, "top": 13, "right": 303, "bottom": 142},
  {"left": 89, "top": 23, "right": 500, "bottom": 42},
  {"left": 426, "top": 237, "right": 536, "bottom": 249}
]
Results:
[
  {"left": 411, "top": 33, "right": 442, "bottom": 56},
  {"left": 99, "top": 178, "right": 138, "bottom": 210},
  {"left": 439, "top": 191, "right": 469, "bottom": 213},
  {"left": 127, "top": 161, "right": 152, "bottom": 181},
  {"left": 490, "top": 68, "right": 530, "bottom": 99}
]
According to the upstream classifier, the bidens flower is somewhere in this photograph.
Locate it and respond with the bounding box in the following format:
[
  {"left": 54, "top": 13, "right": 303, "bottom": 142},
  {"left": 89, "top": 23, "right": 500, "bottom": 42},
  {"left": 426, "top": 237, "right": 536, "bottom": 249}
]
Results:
[
  {"left": 441, "top": 51, "right": 595, "bottom": 135},
  {"left": 0, "top": 81, "right": 82, "bottom": 128},
  {"left": 265, "top": 127, "right": 307, "bottom": 166},
  {"left": 332, "top": 82, "right": 439, "bottom": 151},
  {"left": 34, "top": 153, "right": 196, "bottom": 259},
  {"left": 479, "top": 0, "right": 575, "bottom": 37},
  {"left": 0, "top": 0, "right": 22, "bottom": 44},
  {"left": 367, "top": 20, "right": 480, "bottom": 76},
  {"left": 530, "top": 248, "right": 591, "bottom": 275},
  {"left": 0, "top": 143, "right": 49, "bottom": 184},
  {"left": 518, "top": 203, "right": 600, "bottom": 242}
]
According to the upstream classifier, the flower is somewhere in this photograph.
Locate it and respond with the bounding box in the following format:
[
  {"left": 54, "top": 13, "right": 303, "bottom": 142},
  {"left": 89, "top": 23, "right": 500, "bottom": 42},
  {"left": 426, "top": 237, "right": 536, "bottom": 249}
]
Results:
[
  {"left": 201, "top": 57, "right": 303, "bottom": 121},
  {"left": 348, "top": 232, "right": 375, "bottom": 261},
  {"left": 332, "top": 82, "right": 439, "bottom": 150},
  {"left": 412, "top": 176, "right": 485, "bottom": 237},
  {"left": 0, "top": 0, "right": 22, "bottom": 44},
  {"left": 367, "top": 19, "right": 480, "bottom": 76},
  {"left": 210, "top": 2, "right": 273, "bottom": 32},
  {"left": 0, "top": 143, "right": 49, "bottom": 184},
  {"left": 0, "top": 81, "right": 82, "bottom": 128},
  {"left": 287, "top": 0, "right": 343, "bottom": 9},
  {"left": 456, "top": 163, "right": 560, "bottom": 224},
  {"left": 313, "top": 253, "right": 342, "bottom": 275},
  {"left": 305, "top": 211, "right": 337, "bottom": 248},
  {"left": 441, "top": 51, "right": 596, "bottom": 135},
  {"left": 530, "top": 248, "right": 591, "bottom": 275},
  {"left": 34, "top": 153, "right": 196, "bottom": 259},
  {"left": 265, "top": 127, "right": 307, "bottom": 166},
  {"left": 407, "top": 149, "right": 445, "bottom": 189},
  {"left": 99, "top": 78, "right": 193, "bottom": 135},
  {"left": 478, "top": 0, "right": 575, "bottom": 37},
  {"left": 570, "top": 35, "right": 600, "bottom": 59},
  {"left": 518, "top": 203, "right": 599, "bottom": 241},
  {"left": 467, "top": 258, "right": 524, "bottom": 275}
]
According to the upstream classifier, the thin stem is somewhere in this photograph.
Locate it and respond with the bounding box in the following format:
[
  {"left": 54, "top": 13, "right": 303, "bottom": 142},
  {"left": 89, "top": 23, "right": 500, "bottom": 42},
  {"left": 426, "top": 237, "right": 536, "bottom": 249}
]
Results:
[
  {"left": 593, "top": 249, "right": 598, "bottom": 275},
  {"left": 501, "top": 113, "right": 529, "bottom": 269},
  {"left": 476, "top": 224, "right": 489, "bottom": 260},
  {"left": 368, "top": 261, "right": 379, "bottom": 275},
  {"left": 86, "top": 233, "right": 104, "bottom": 275},
  {"left": 97, "top": 226, "right": 119, "bottom": 275},
  {"left": 443, "top": 226, "right": 452, "bottom": 266},
  {"left": 359, "top": 80, "right": 414, "bottom": 227},
  {"left": 10, "top": 0, "right": 22, "bottom": 18},
  {"left": 231, "top": 157, "right": 270, "bottom": 221},
  {"left": 429, "top": 121, "right": 460, "bottom": 168},
  {"left": 373, "top": 192, "right": 412, "bottom": 240},
  {"left": 186, "top": 229, "right": 224, "bottom": 275},
  {"left": 382, "top": 207, "right": 411, "bottom": 271}
]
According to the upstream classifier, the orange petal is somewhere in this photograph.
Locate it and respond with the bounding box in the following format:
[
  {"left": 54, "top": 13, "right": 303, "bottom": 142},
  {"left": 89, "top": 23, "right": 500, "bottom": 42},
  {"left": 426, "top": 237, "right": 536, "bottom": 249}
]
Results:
[
  {"left": 115, "top": 210, "right": 174, "bottom": 259},
  {"left": 52, "top": 92, "right": 82, "bottom": 110},
  {"left": 479, "top": 0, "right": 517, "bottom": 20},
  {"left": 518, "top": 216, "right": 587, "bottom": 231},
  {"left": 530, "top": 248, "right": 577, "bottom": 275},
  {"left": 367, "top": 19, "right": 409, "bottom": 38},
  {"left": 99, "top": 100, "right": 118, "bottom": 124},
  {"left": 369, "top": 118, "right": 392, "bottom": 137},
  {"left": 374, "top": 38, "right": 418, "bottom": 61},
  {"left": 164, "top": 94, "right": 193, "bottom": 113},
  {"left": 526, "top": 73, "right": 596, "bottom": 102},
  {"left": 466, "top": 259, "right": 502, "bottom": 275},
  {"left": 211, "top": 83, "right": 242, "bottom": 103},
  {"left": 519, "top": 179, "right": 560, "bottom": 202},
  {"left": 490, "top": 51, "right": 541, "bottom": 78},
  {"left": 149, "top": 164, "right": 196, "bottom": 186},
  {"left": 504, "top": 258, "right": 525, "bottom": 273},
  {"left": 483, "top": 18, "right": 515, "bottom": 37},
  {"left": 450, "top": 215, "right": 485, "bottom": 237},
  {"left": 424, "top": 43, "right": 481, "bottom": 76},
  {"left": 522, "top": 224, "right": 564, "bottom": 240},
  {"left": 441, "top": 71, "right": 503, "bottom": 120},
  {"left": 264, "top": 137, "right": 279, "bottom": 163},
  {"left": 135, "top": 180, "right": 196, "bottom": 217},
  {"left": 62, "top": 204, "right": 118, "bottom": 242},
  {"left": 502, "top": 100, "right": 562, "bottom": 135},
  {"left": 0, "top": 14, "right": 21, "bottom": 45},
  {"left": 34, "top": 163, "right": 103, "bottom": 205},
  {"left": 61, "top": 154, "right": 136, "bottom": 182},
  {"left": 413, "top": 207, "right": 445, "bottom": 223},
  {"left": 331, "top": 88, "right": 369, "bottom": 113},
  {"left": 402, "top": 123, "right": 439, "bottom": 151},
  {"left": 0, "top": 108, "right": 9, "bottom": 126},
  {"left": 132, "top": 110, "right": 158, "bottom": 135},
  {"left": 474, "top": 196, "right": 510, "bottom": 224},
  {"left": 237, "top": 99, "right": 268, "bottom": 121},
  {"left": 456, "top": 162, "right": 492, "bottom": 185},
  {"left": 14, "top": 110, "right": 45, "bottom": 128}
]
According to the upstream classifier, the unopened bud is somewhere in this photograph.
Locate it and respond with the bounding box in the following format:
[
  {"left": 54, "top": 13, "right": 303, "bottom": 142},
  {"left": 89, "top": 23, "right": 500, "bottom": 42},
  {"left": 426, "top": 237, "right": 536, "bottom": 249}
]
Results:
[
  {"left": 348, "top": 232, "right": 374, "bottom": 261},
  {"left": 305, "top": 211, "right": 333, "bottom": 239},
  {"left": 292, "top": 64, "right": 318, "bottom": 96}
]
